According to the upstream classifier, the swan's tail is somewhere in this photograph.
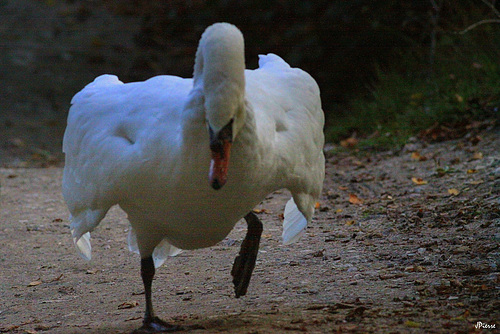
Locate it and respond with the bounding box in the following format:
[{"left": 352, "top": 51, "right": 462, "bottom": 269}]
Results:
[
  {"left": 282, "top": 197, "right": 308, "bottom": 244},
  {"left": 70, "top": 208, "right": 107, "bottom": 261},
  {"left": 73, "top": 231, "right": 92, "bottom": 260}
]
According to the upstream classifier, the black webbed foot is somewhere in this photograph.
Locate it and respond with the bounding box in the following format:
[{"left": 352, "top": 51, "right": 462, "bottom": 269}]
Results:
[{"left": 231, "top": 212, "right": 263, "bottom": 297}]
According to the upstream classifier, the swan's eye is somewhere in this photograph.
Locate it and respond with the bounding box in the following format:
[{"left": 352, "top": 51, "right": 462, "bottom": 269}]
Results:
[{"left": 208, "top": 118, "right": 234, "bottom": 144}]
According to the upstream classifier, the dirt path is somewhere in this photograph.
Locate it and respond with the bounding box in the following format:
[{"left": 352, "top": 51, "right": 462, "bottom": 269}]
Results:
[{"left": 0, "top": 129, "right": 498, "bottom": 333}]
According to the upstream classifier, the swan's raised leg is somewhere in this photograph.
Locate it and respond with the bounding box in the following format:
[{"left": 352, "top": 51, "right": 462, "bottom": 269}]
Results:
[
  {"left": 231, "top": 212, "right": 263, "bottom": 298},
  {"left": 133, "top": 257, "right": 181, "bottom": 333}
]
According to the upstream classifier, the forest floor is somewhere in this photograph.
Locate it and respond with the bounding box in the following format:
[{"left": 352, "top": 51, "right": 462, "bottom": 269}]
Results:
[{"left": 1, "top": 126, "right": 498, "bottom": 334}]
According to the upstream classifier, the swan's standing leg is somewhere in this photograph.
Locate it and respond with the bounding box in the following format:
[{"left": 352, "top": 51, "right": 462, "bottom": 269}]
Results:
[
  {"left": 133, "top": 256, "right": 181, "bottom": 333},
  {"left": 231, "top": 212, "right": 263, "bottom": 298}
]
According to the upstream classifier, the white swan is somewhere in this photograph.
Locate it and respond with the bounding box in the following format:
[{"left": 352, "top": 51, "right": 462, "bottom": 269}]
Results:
[{"left": 62, "top": 22, "right": 324, "bottom": 332}]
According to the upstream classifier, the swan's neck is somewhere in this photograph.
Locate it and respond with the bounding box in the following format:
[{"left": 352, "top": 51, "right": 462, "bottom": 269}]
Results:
[{"left": 192, "top": 23, "right": 246, "bottom": 133}]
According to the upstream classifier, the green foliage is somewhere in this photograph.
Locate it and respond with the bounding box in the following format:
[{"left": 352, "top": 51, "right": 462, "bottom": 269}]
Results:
[{"left": 325, "top": 31, "right": 500, "bottom": 149}]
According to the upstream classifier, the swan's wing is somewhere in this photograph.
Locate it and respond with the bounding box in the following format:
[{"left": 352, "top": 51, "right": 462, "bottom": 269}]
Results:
[
  {"left": 63, "top": 74, "right": 191, "bottom": 259},
  {"left": 247, "top": 54, "right": 325, "bottom": 243}
]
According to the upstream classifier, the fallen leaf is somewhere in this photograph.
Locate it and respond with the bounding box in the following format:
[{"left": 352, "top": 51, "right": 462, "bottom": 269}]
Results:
[
  {"left": 411, "top": 177, "right": 428, "bottom": 185},
  {"left": 314, "top": 202, "right": 320, "bottom": 209},
  {"left": 455, "top": 94, "right": 463, "bottom": 103},
  {"left": 410, "top": 151, "right": 427, "bottom": 161},
  {"left": 336, "top": 208, "right": 343, "bottom": 213},
  {"left": 27, "top": 280, "right": 42, "bottom": 287},
  {"left": 404, "top": 320, "right": 421, "bottom": 328},
  {"left": 338, "top": 186, "right": 348, "bottom": 191},
  {"left": 447, "top": 188, "right": 460, "bottom": 196},
  {"left": 405, "top": 265, "right": 425, "bottom": 272},
  {"left": 467, "top": 169, "right": 477, "bottom": 174},
  {"left": 472, "top": 152, "right": 483, "bottom": 160},
  {"left": 348, "top": 194, "right": 363, "bottom": 205},
  {"left": 118, "top": 301, "right": 139, "bottom": 309},
  {"left": 252, "top": 208, "right": 269, "bottom": 214},
  {"left": 340, "top": 137, "right": 358, "bottom": 148},
  {"left": 346, "top": 220, "right": 356, "bottom": 226},
  {"left": 50, "top": 274, "right": 64, "bottom": 282}
]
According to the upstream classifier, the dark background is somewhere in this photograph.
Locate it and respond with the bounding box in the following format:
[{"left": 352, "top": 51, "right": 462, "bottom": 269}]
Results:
[{"left": 1, "top": 0, "right": 498, "bottom": 166}]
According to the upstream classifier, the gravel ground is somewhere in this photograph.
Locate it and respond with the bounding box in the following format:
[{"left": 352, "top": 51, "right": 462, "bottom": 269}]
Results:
[{"left": 0, "top": 128, "right": 498, "bottom": 333}]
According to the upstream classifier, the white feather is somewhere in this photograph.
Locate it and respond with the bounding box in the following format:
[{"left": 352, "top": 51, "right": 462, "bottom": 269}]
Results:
[
  {"left": 73, "top": 231, "right": 92, "bottom": 261},
  {"left": 282, "top": 198, "right": 308, "bottom": 245}
]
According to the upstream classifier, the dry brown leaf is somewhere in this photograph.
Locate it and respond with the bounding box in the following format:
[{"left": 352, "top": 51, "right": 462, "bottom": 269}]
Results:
[
  {"left": 346, "top": 220, "right": 356, "bottom": 226},
  {"left": 338, "top": 186, "right": 348, "bottom": 191},
  {"left": 118, "top": 301, "right": 139, "bottom": 309},
  {"left": 411, "top": 177, "right": 428, "bottom": 185},
  {"left": 447, "top": 188, "right": 460, "bottom": 196},
  {"left": 404, "top": 265, "right": 425, "bottom": 272},
  {"left": 340, "top": 137, "right": 358, "bottom": 148},
  {"left": 252, "top": 208, "right": 269, "bottom": 214},
  {"left": 314, "top": 202, "right": 320, "bottom": 209},
  {"left": 336, "top": 208, "right": 343, "bottom": 213},
  {"left": 467, "top": 169, "right": 477, "bottom": 174},
  {"left": 348, "top": 194, "right": 363, "bottom": 205},
  {"left": 472, "top": 152, "right": 483, "bottom": 160},
  {"left": 27, "top": 280, "right": 42, "bottom": 287},
  {"left": 410, "top": 151, "right": 427, "bottom": 161}
]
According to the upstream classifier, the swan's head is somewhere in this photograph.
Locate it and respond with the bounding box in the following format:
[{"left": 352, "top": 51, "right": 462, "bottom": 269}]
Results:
[
  {"left": 206, "top": 94, "right": 246, "bottom": 190},
  {"left": 196, "top": 23, "right": 246, "bottom": 190}
]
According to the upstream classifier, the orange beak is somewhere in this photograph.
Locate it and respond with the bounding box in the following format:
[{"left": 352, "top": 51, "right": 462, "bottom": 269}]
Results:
[
  {"left": 209, "top": 139, "right": 232, "bottom": 190},
  {"left": 208, "top": 120, "right": 233, "bottom": 190}
]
